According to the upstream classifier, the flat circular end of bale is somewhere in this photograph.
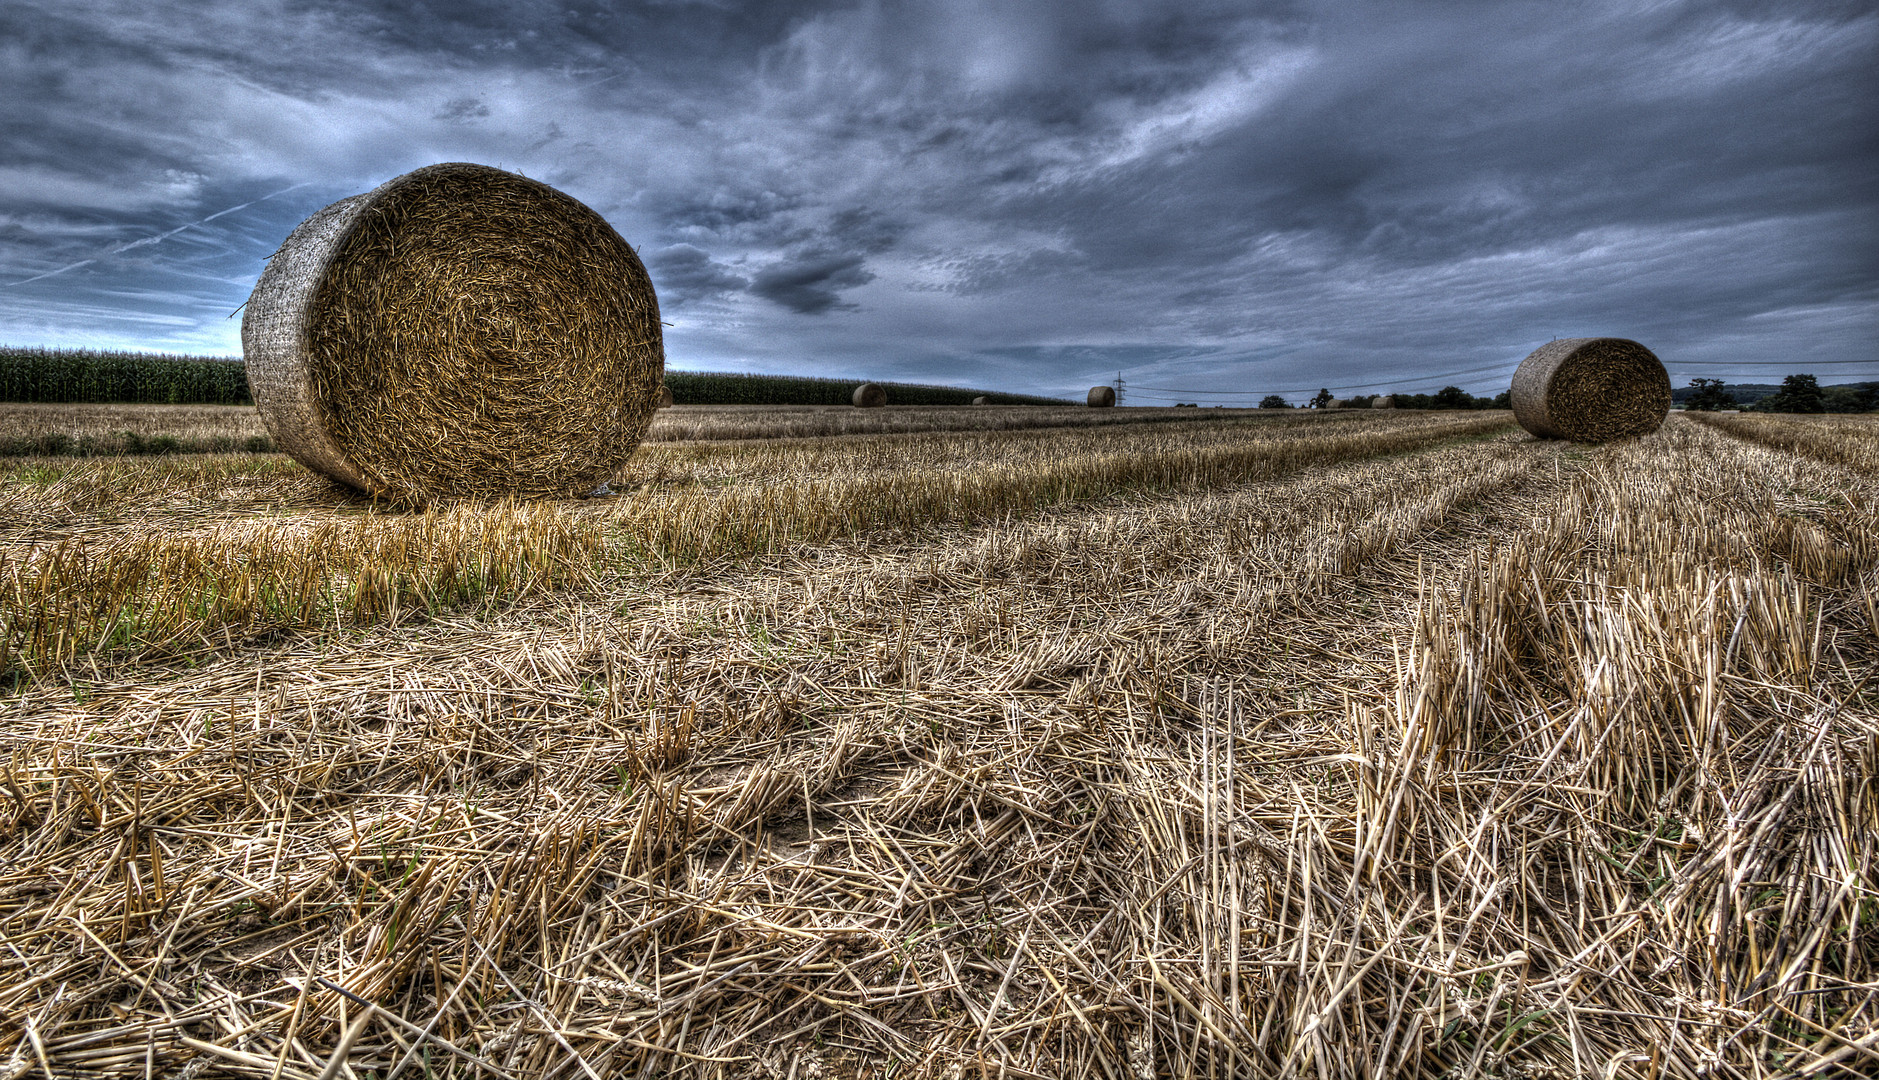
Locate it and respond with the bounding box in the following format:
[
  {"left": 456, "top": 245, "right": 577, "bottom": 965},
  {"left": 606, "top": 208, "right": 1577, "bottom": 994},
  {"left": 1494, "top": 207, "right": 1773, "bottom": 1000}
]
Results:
[
  {"left": 656, "top": 384, "right": 674, "bottom": 409},
  {"left": 1510, "top": 337, "right": 1670, "bottom": 442},
  {"left": 1372, "top": 396, "right": 1394, "bottom": 409},
  {"left": 1087, "top": 386, "right": 1116, "bottom": 408},
  {"left": 241, "top": 162, "right": 663, "bottom": 499},
  {"left": 853, "top": 383, "right": 887, "bottom": 408}
]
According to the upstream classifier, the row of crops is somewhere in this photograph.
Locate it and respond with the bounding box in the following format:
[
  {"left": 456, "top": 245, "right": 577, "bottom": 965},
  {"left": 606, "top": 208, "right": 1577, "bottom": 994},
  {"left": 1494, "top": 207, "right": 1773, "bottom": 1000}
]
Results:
[
  {"left": 664, "top": 370, "right": 1068, "bottom": 406},
  {"left": 1, "top": 348, "right": 1069, "bottom": 407},
  {"left": 0, "top": 348, "right": 251, "bottom": 405}
]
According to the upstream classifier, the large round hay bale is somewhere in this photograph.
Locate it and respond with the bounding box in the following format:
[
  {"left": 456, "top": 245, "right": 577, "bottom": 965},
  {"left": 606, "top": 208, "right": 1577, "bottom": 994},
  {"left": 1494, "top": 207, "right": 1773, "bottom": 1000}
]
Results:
[
  {"left": 971, "top": 395, "right": 988, "bottom": 405},
  {"left": 1372, "top": 395, "right": 1394, "bottom": 410},
  {"left": 241, "top": 162, "right": 662, "bottom": 500},
  {"left": 1325, "top": 398, "right": 1345, "bottom": 409},
  {"left": 656, "top": 384, "right": 674, "bottom": 409},
  {"left": 1088, "top": 386, "right": 1116, "bottom": 408},
  {"left": 853, "top": 383, "right": 887, "bottom": 408},
  {"left": 1510, "top": 337, "right": 1670, "bottom": 442}
]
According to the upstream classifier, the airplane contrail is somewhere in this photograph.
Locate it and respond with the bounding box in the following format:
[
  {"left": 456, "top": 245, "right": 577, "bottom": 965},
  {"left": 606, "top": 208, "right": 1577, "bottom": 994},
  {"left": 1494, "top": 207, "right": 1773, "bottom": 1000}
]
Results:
[{"left": 4, "top": 181, "right": 313, "bottom": 288}]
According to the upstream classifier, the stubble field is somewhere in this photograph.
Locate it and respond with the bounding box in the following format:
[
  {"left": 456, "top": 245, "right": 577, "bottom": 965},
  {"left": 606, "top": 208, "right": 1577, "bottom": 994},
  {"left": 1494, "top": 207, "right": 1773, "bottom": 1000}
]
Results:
[
  {"left": 0, "top": 406, "right": 1873, "bottom": 1079},
  {"left": 0, "top": 401, "right": 1262, "bottom": 457}
]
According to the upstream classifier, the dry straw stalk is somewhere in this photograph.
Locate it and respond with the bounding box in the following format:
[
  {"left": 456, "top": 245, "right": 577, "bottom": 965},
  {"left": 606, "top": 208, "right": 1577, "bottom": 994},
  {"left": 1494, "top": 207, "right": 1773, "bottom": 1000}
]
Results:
[
  {"left": 1, "top": 413, "right": 1875, "bottom": 1076},
  {"left": 241, "top": 162, "right": 664, "bottom": 501},
  {"left": 1510, "top": 336, "right": 1670, "bottom": 442}
]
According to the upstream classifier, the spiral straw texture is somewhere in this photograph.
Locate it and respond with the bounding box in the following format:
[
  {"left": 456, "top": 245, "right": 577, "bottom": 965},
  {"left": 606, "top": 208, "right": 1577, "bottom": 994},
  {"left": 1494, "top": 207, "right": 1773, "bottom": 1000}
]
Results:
[
  {"left": 241, "top": 163, "right": 663, "bottom": 500},
  {"left": 1511, "top": 338, "right": 1670, "bottom": 442}
]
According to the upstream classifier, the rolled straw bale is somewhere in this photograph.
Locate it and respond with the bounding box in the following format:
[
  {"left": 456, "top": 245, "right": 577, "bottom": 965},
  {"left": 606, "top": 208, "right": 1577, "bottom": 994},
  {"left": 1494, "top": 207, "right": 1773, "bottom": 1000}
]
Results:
[
  {"left": 1510, "top": 337, "right": 1670, "bottom": 442},
  {"left": 853, "top": 383, "right": 887, "bottom": 408},
  {"left": 1325, "top": 398, "right": 1345, "bottom": 409},
  {"left": 1372, "top": 395, "right": 1394, "bottom": 410},
  {"left": 1088, "top": 386, "right": 1116, "bottom": 408},
  {"left": 972, "top": 395, "right": 988, "bottom": 405},
  {"left": 656, "top": 384, "right": 674, "bottom": 409},
  {"left": 241, "top": 162, "right": 662, "bottom": 500}
]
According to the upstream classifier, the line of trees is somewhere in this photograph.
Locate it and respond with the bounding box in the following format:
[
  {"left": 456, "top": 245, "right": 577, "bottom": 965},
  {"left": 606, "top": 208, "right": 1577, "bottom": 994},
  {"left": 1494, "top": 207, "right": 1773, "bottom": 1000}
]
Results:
[
  {"left": 1257, "top": 386, "right": 1510, "bottom": 410},
  {"left": 1684, "top": 375, "right": 1877, "bottom": 414}
]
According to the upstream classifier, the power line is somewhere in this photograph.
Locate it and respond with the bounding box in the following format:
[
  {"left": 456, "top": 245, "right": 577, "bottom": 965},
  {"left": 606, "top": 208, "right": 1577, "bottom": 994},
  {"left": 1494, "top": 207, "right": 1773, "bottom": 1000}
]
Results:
[{"left": 1664, "top": 359, "right": 1878, "bottom": 366}]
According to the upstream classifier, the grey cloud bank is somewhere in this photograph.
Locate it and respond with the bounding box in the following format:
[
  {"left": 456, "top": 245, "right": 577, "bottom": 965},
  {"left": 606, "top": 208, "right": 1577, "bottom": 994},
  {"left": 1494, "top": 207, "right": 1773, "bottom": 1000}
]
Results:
[{"left": 1, "top": 0, "right": 1872, "bottom": 402}]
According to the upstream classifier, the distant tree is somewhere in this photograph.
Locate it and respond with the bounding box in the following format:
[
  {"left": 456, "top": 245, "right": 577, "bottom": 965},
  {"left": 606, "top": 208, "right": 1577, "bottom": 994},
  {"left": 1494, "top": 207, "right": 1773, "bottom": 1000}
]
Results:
[
  {"left": 1822, "top": 386, "right": 1868, "bottom": 413},
  {"left": 1309, "top": 388, "right": 1333, "bottom": 409},
  {"left": 1683, "top": 378, "right": 1735, "bottom": 412},
  {"left": 1756, "top": 373, "right": 1824, "bottom": 413},
  {"left": 1491, "top": 389, "right": 1512, "bottom": 409},
  {"left": 1432, "top": 385, "right": 1473, "bottom": 409},
  {"left": 1259, "top": 394, "right": 1290, "bottom": 409}
]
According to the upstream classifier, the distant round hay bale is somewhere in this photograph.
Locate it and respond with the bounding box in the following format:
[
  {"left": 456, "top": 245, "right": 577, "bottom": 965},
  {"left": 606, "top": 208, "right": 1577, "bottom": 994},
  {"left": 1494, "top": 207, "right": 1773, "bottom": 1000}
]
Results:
[
  {"left": 1372, "top": 395, "right": 1394, "bottom": 409},
  {"left": 972, "top": 395, "right": 988, "bottom": 405},
  {"left": 1511, "top": 337, "right": 1670, "bottom": 442},
  {"left": 1088, "top": 386, "right": 1116, "bottom": 408},
  {"left": 656, "top": 384, "right": 674, "bottom": 409},
  {"left": 241, "top": 162, "right": 662, "bottom": 500},
  {"left": 853, "top": 383, "right": 887, "bottom": 408},
  {"left": 1325, "top": 398, "right": 1345, "bottom": 409}
]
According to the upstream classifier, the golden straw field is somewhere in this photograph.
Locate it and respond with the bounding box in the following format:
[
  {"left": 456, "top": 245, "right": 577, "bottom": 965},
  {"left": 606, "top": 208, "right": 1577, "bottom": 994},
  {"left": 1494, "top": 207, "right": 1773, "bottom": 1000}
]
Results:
[
  {"left": 0, "top": 401, "right": 1259, "bottom": 456},
  {"left": 0, "top": 406, "right": 1874, "bottom": 1079}
]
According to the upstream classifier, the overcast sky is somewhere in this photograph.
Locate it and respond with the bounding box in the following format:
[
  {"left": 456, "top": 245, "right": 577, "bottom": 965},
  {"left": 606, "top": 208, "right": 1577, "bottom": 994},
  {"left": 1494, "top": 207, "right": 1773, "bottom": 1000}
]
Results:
[{"left": 2, "top": 0, "right": 1873, "bottom": 402}]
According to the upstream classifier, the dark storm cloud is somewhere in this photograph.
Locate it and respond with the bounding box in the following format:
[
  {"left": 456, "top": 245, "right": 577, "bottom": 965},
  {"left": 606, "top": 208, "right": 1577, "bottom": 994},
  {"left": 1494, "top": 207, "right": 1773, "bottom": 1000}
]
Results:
[
  {"left": 1, "top": 0, "right": 1872, "bottom": 394},
  {"left": 644, "top": 243, "right": 748, "bottom": 308},
  {"left": 749, "top": 251, "right": 875, "bottom": 315}
]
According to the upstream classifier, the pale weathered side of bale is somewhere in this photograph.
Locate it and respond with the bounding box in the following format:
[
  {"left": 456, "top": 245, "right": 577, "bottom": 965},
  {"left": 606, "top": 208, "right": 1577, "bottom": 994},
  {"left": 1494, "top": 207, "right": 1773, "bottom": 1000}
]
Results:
[
  {"left": 972, "top": 396, "right": 988, "bottom": 405},
  {"left": 1088, "top": 386, "right": 1116, "bottom": 408},
  {"left": 241, "top": 162, "right": 663, "bottom": 500},
  {"left": 853, "top": 383, "right": 887, "bottom": 408},
  {"left": 1372, "top": 396, "right": 1394, "bottom": 409},
  {"left": 241, "top": 194, "right": 378, "bottom": 492},
  {"left": 1510, "top": 337, "right": 1670, "bottom": 442}
]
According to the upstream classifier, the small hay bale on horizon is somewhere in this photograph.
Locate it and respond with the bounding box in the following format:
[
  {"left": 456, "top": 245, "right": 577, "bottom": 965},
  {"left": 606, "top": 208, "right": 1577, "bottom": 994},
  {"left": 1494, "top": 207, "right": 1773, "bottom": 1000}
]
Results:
[
  {"left": 1510, "top": 337, "right": 1670, "bottom": 442},
  {"left": 1372, "top": 395, "right": 1394, "bottom": 409},
  {"left": 972, "top": 395, "right": 988, "bottom": 405},
  {"left": 1088, "top": 386, "right": 1116, "bottom": 408},
  {"left": 1325, "top": 398, "right": 1345, "bottom": 409},
  {"left": 656, "top": 384, "right": 674, "bottom": 409},
  {"left": 853, "top": 383, "right": 887, "bottom": 408},
  {"left": 241, "top": 162, "right": 663, "bottom": 501}
]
